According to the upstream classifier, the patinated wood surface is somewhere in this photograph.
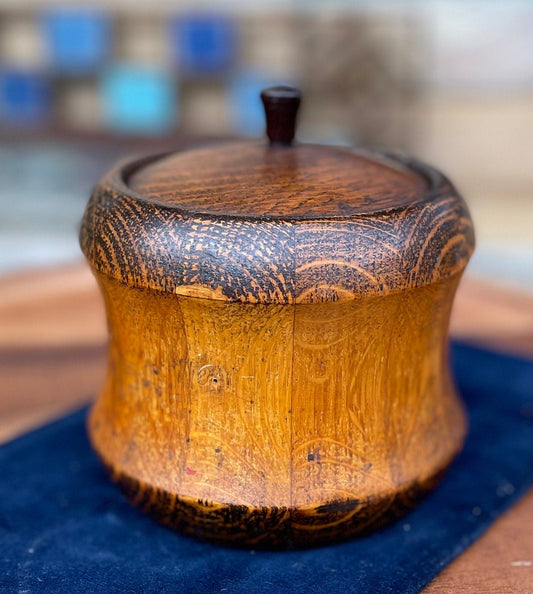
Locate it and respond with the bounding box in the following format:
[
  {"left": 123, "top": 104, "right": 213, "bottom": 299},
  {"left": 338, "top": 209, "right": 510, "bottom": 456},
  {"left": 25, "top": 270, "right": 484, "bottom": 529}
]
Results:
[
  {"left": 0, "top": 264, "right": 531, "bottom": 587},
  {"left": 79, "top": 141, "right": 474, "bottom": 546},
  {"left": 88, "top": 273, "right": 465, "bottom": 547},
  {"left": 128, "top": 143, "right": 427, "bottom": 217},
  {"left": 81, "top": 145, "right": 473, "bottom": 304}
]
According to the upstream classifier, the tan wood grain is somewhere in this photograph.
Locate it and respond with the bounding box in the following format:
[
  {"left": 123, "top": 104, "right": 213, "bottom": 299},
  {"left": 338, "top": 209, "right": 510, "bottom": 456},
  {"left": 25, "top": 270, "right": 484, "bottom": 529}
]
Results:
[
  {"left": 0, "top": 263, "right": 531, "bottom": 587},
  {"left": 87, "top": 270, "right": 467, "bottom": 547},
  {"left": 79, "top": 142, "right": 477, "bottom": 547}
]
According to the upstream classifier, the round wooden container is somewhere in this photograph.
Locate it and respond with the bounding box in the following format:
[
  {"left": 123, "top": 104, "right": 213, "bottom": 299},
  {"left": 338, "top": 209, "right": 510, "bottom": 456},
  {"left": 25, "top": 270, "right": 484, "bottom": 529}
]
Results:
[{"left": 80, "top": 87, "right": 475, "bottom": 548}]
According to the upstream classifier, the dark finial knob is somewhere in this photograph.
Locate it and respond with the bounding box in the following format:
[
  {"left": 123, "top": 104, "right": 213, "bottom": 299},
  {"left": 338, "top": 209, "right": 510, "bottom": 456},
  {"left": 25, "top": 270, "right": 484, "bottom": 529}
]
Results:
[{"left": 261, "top": 85, "right": 301, "bottom": 146}]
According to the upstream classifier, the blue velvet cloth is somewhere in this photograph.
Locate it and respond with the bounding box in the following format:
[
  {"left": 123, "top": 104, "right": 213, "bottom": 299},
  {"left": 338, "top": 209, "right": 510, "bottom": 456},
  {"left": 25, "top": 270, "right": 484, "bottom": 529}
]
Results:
[{"left": 1, "top": 343, "right": 532, "bottom": 593}]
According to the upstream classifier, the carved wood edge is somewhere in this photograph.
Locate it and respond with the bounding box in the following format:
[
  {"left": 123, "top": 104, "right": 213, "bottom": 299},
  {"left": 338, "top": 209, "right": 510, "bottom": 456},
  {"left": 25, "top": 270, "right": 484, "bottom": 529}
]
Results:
[{"left": 80, "top": 149, "right": 474, "bottom": 304}]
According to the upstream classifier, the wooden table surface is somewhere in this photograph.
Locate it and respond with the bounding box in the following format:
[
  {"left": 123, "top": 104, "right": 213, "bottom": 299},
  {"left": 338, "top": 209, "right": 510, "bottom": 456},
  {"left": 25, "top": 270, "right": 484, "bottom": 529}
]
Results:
[{"left": 1, "top": 263, "right": 532, "bottom": 592}]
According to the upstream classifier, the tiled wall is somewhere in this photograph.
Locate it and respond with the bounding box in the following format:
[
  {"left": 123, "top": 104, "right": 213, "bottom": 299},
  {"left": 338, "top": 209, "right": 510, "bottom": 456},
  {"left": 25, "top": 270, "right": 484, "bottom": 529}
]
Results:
[{"left": 0, "top": 7, "right": 423, "bottom": 148}]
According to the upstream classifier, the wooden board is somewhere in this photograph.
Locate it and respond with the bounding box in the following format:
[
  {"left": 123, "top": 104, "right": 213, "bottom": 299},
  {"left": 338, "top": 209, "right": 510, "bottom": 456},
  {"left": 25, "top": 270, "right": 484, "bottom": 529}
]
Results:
[{"left": 1, "top": 262, "right": 532, "bottom": 588}]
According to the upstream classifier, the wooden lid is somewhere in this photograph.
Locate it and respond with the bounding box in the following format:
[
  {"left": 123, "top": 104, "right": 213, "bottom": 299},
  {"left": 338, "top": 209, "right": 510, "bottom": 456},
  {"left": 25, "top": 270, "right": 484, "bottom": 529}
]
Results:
[
  {"left": 80, "top": 86, "right": 474, "bottom": 304},
  {"left": 127, "top": 143, "right": 428, "bottom": 219}
]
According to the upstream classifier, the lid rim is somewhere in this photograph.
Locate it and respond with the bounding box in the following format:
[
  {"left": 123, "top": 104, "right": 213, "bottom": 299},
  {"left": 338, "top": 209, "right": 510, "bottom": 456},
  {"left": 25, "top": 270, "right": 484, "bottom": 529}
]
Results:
[{"left": 80, "top": 160, "right": 474, "bottom": 304}]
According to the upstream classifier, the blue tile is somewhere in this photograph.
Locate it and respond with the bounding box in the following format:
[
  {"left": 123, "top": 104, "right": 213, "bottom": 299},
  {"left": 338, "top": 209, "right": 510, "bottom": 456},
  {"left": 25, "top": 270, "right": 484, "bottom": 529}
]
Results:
[
  {"left": 0, "top": 69, "right": 50, "bottom": 126},
  {"left": 42, "top": 9, "right": 111, "bottom": 75},
  {"left": 172, "top": 14, "right": 237, "bottom": 75},
  {"left": 102, "top": 65, "right": 177, "bottom": 135}
]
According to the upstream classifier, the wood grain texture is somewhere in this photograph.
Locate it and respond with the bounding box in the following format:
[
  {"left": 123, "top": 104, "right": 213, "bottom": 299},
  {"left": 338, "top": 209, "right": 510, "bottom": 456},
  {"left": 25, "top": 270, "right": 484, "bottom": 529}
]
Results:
[
  {"left": 80, "top": 142, "right": 475, "bottom": 547},
  {"left": 1, "top": 264, "right": 532, "bottom": 588},
  {"left": 81, "top": 146, "right": 474, "bottom": 304},
  {"left": 88, "top": 273, "right": 466, "bottom": 547},
  {"left": 128, "top": 143, "right": 426, "bottom": 217}
]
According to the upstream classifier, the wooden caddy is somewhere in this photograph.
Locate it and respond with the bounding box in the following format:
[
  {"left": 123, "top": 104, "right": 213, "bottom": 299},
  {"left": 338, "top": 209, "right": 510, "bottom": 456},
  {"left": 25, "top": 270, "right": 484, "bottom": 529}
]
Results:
[{"left": 80, "top": 87, "right": 475, "bottom": 548}]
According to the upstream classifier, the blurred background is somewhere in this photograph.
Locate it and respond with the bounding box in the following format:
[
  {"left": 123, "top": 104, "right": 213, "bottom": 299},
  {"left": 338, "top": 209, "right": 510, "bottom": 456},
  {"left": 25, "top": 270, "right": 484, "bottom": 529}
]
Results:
[{"left": 0, "top": 0, "right": 532, "bottom": 288}]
